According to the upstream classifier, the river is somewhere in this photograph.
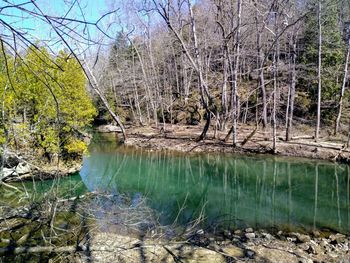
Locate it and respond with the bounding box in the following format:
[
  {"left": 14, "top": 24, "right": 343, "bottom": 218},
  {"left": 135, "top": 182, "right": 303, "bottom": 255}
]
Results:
[{"left": 16, "top": 132, "right": 350, "bottom": 235}]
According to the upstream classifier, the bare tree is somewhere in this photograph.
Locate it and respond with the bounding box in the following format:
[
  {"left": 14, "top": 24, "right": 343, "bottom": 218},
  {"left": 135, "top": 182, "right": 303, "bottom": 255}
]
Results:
[
  {"left": 315, "top": 1, "right": 322, "bottom": 142},
  {"left": 285, "top": 28, "right": 298, "bottom": 141},
  {"left": 335, "top": 34, "right": 350, "bottom": 135},
  {"left": 231, "top": 0, "right": 242, "bottom": 147},
  {"left": 253, "top": 0, "right": 268, "bottom": 129},
  {"left": 152, "top": 0, "right": 215, "bottom": 141}
]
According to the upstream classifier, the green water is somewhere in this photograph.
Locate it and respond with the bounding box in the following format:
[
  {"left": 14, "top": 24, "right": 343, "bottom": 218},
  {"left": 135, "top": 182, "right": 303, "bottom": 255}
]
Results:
[{"left": 79, "top": 133, "right": 350, "bottom": 234}]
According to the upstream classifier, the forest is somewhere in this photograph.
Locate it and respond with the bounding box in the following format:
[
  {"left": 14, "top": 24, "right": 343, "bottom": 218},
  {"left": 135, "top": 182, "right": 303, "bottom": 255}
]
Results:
[
  {"left": 91, "top": 0, "right": 350, "bottom": 149},
  {"left": 1, "top": 0, "right": 350, "bottom": 161}
]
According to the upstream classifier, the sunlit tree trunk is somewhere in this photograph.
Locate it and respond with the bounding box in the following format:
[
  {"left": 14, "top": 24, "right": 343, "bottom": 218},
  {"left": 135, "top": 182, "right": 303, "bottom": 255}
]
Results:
[
  {"left": 253, "top": 0, "right": 267, "bottom": 128},
  {"left": 286, "top": 32, "right": 297, "bottom": 141},
  {"left": 231, "top": 0, "right": 242, "bottom": 147},
  {"left": 335, "top": 39, "right": 350, "bottom": 135},
  {"left": 315, "top": 1, "right": 322, "bottom": 142},
  {"left": 272, "top": 4, "right": 279, "bottom": 153},
  {"left": 187, "top": 0, "right": 213, "bottom": 141},
  {"left": 85, "top": 63, "right": 127, "bottom": 142},
  {"left": 129, "top": 39, "right": 158, "bottom": 127}
]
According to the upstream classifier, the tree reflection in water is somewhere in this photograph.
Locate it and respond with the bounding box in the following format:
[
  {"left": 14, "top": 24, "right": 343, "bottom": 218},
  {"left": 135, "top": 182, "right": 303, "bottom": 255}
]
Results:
[{"left": 80, "top": 134, "right": 350, "bottom": 234}]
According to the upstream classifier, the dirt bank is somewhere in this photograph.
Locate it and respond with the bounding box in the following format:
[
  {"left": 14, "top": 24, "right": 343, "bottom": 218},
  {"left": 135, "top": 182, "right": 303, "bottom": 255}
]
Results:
[{"left": 124, "top": 124, "right": 350, "bottom": 163}]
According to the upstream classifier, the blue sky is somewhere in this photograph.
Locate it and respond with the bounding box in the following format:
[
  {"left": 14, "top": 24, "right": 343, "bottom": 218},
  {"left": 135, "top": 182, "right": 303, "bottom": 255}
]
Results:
[{"left": 0, "top": 0, "right": 119, "bottom": 53}]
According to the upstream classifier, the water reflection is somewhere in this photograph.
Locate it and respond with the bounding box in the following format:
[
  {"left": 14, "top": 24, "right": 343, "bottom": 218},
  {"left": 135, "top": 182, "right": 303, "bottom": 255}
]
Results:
[{"left": 80, "top": 134, "right": 350, "bottom": 234}]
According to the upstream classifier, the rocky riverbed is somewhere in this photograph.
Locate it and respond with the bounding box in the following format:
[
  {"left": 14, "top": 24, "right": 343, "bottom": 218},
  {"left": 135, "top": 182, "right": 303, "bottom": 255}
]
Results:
[{"left": 85, "top": 227, "right": 350, "bottom": 262}]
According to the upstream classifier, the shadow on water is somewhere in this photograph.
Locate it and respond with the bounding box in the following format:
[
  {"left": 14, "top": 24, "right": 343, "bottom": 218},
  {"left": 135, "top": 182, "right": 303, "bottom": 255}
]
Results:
[{"left": 80, "top": 133, "right": 350, "bottom": 235}]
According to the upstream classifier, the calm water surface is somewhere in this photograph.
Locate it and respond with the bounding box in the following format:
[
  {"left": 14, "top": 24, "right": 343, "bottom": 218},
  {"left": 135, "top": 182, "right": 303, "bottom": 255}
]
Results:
[{"left": 78, "top": 133, "right": 350, "bottom": 234}]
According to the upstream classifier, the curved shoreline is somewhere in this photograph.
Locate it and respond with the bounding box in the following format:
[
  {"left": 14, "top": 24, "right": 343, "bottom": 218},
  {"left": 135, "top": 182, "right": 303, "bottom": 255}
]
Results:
[{"left": 123, "top": 124, "right": 350, "bottom": 163}]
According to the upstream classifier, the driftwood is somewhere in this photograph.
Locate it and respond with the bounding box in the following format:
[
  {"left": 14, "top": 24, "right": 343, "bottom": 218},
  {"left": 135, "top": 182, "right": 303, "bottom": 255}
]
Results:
[
  {"left": 290, "top": 135, "right": 315, "bottom": 140},
  {"left": 241, "top": 126, "right": 258, "bottom": 146},
  {"left": 224, "top": 126, "right": 233, "bottom": 143},
  {"left": 285, "top": 141, "right": 350, "bottom": 152}
]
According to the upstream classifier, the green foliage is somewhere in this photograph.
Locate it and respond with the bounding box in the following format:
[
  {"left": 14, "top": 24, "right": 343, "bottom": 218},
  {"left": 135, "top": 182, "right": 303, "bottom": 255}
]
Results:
[
  {"left": 300, "top": 0, "right": 345, "bottom": 105},
  {"left": 0, "top": 45, "right": 97, "bottom": 160},
  {"left": 294, "top": 92, "right": 311, "bottom": 116},
  {"left": 64, "top": 138, "right": 88, "bottom": 155},
  {"left": 158, "top": 92, "right": 202, "bottom": 125},
  {"left": 0, "top": 128, "right": 6, "bottom": 145}
]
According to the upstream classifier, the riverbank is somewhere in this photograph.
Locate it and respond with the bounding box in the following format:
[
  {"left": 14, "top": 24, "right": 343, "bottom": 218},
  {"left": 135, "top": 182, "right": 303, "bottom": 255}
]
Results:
[
  {"left": 0, "top": 150, "right": 82, "bottom": 182},
  {"left": 87, "top": 227, "right": 349, "bottom": 263},
  {"left": 3, "top": 122, "right": 348, "bottom": 183},
  {"left": 124, "top": 124, "right": 350, "bottom": 163}
]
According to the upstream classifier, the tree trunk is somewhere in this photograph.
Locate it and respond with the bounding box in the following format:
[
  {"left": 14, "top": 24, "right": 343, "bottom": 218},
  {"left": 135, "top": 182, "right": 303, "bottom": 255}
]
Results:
[
  {"left": 286, "top": 33, "right": 297, "bottom": 141},
  {"left": 272, "top": 5, "right": 279, "bottom": 153},
  {"left": 84, "top": 61, "right": 127, "bottom": 142},
  {"left": 231, "top": 0, "right": 242, "bottom": 147},
  {"left": 155, "top": 1, "right": 214, "bottom": 141},
  {"left": 221, "top": 44, "right": 229, "bottom": 130},
  {"left": 132, "top": 54, "right": 144, "bottom": 125},
  {"left": 315, "top": 1, "right": 322, "bottom": 142},
  {"left": 254, "top": 0, "right": 267, "bottom": 128},
  {"left": 335, "top": 39, "right": 350, "bottom": 135},
  {"left": 187, "top": 0, "right": 213, "bottom": 141},
  {"left": 130, "top": 39, "right": 158, "bottom": 127}
]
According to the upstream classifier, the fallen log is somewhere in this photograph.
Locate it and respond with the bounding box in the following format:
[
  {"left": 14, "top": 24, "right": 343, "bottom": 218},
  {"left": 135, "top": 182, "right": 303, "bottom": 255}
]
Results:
[
  {"left": 290, "top": 135, "right": 314, "bottom": 140},
  {"left": 224, "top": 126, "right": 233, "bottom": 143},
  {"left": 284, "top": 141, "right": 350, "bottom": 152},
  {"left": 241, "top": 126, "right": 258, "bottom": 146}
]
